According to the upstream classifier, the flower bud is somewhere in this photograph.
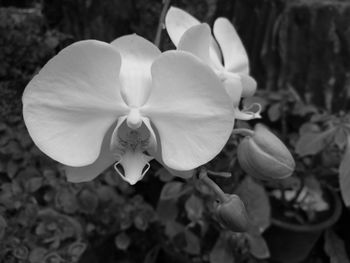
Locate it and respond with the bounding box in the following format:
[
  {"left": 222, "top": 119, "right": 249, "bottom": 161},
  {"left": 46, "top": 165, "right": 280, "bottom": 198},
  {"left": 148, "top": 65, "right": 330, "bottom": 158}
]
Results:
[
  {"left": 215, "top": 194, "right": 249, "bottom": 232},
  {"left": 237, "top": 124, "right": 295, "bottom": 180}
]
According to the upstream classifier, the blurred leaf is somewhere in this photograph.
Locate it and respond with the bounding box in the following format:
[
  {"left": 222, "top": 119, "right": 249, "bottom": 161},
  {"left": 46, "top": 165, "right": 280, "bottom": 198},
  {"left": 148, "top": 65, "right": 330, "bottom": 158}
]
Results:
[
  {"left": 78, "top": 189, "right": 98, "bottom": 214},
  {"left": 144, "top": 246, "right": 160, "bottom": 263},
  {"left": 43, "top": 252, "right": 65, "bottom": 263},
  {"left": 0, "top": 214, "right": 7, "bottom": 240},
  {"left": 299, "top": 123, "right": 321, "bottom": 134},
  {"left": 55, "top": 189, "right": 78, "bottom": 214},
  {"left": 324, "top": 229, "right": 350, "bottom": 263},
  {"left": 165, "top": 221, "right": 183, "bottom": 238},
  {"left": 209, "top": 233, "right": 234, "bottom": 263},
  {"left": 13, "top": 245, "right": 29, "bottom": 260},
  {"left": 160, "top": 181, "right": 189, "bottom": 200},
  {"left": 246, "top": 232, "right": 270, "bottom": 259},
  {"left": 157, "top": 200, "right": 178, "bottom": 222},
  {"left": 115, "top": 232, "right": 130, "bottom": 251},
  {"left": 29, "top": 247, "right": 47, "bottom": 263},
  {"left": 236, "top": 177, "right": 270, "bottom": 232},
  {"left": 339, "top": 136, "right": 350, "bottom": 207},
  {"left": 25, "top": 177, "right": 43, "bottom": 193},
  {"left": 134, "top": 213, "right": 149, "bottom": 231},
  {"left": 156, "top": 168, "right": 174, "bottom": 182},
  {"left": 68, "top": 241, "right": 87, "bottom": 261},
  {"left": 267, "top": 102, "right": 281, "bottom": 122},
  {"left": 334, "top": 127, "right": 348, "bottom": 149},
  {"left": 185, "top": 195, "right": 203, "bottom": 222},
  {"left": 183, "top": 229, "right": 200, "bottom": 255},
  {"left": 7, "top": 159, "right": 20, "bottom": 178},
  {"left": 295, "top": 128, "right": 336, "bottom": 157}
]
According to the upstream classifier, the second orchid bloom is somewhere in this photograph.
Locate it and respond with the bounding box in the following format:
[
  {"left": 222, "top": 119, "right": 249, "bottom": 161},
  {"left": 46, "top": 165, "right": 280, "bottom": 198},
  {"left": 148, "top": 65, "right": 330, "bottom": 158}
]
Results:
[{"left": 165, "top": 7, "right": 261, "bottom": 120}]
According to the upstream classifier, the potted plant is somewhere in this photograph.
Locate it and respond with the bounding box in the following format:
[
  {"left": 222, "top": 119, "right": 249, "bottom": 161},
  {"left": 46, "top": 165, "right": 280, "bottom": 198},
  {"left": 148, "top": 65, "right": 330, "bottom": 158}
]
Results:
[
  {"left": 243, "top": 86, "right": 348, "bottom": 263},
  {"left": 263, "top": 174, "right": 342, "bottom": 263}
]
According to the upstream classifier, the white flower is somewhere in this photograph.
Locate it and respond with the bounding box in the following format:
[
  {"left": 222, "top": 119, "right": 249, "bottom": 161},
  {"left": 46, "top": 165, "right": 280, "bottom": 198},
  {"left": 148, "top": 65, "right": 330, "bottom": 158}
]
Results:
[
  {"left": 22, "top": 35, "right": 234, "bottom": 185},
  {"left": 165, "top": 7, "right": 260, "bottom": 120}
]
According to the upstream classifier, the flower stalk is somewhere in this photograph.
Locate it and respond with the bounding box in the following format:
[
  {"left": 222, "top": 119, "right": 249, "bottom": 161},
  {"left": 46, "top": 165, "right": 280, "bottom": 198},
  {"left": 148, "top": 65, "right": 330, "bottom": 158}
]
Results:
[
  {"left": 199, "top": 169, "right": 228, "bottom": 203},
  {"left": 154, "top": 0, "right": 171, "bottom": 47}
]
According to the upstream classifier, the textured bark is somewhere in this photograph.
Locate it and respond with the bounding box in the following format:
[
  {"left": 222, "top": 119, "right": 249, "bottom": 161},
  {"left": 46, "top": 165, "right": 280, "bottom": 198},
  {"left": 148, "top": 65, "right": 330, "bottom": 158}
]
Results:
[{"left": 215, "top": 0, "right": 350, "bottom": 112}]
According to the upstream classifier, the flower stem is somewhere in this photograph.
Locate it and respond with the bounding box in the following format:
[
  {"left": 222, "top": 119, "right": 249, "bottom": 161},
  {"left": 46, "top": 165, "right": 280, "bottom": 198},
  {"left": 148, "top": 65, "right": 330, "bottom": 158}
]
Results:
[
  {"left": 154, "top": 0, "right": 171, "bottom": 48},
  {"left": 232, "top": 128, "right": 255, "bottom": 137},
  {"left": 199, "top": 169, "right": 228, "bottom": 203}
]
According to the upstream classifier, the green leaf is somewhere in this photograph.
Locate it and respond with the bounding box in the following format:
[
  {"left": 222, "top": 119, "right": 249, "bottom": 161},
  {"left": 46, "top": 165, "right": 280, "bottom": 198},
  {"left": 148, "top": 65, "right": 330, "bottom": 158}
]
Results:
[
  {"left": 246, "top": 232, "right": 270, "bottom": 259},
  {"left": 339, "top": 136, "right": 350, "bottom": 207},
  {"left": 144, "top": 246, "right": 160, "bottom": 263},
  {"left": 267, "top": 102, "right": 281, "bottom": 122},
  {"left": 156, "top": 168, "right": 174, "bottom": 182},
  {"left": 115, "top": 232, "right": 130, "bottom": 251},
  {"left": 164, "top": 220, "right": 183, "bottom": 238},
  {"left": 25, "top": 177, "right": 43, "bottom": 193},
  {"left": 235, "top": 177, "right": 270, "bottom": 232},
  {"left": 29, "top": 247, "right": 47, "bottom": 263},
  {"left": 68, "top": 241, "right": 87, "bottom": 260},
  {"left": 0, "top": 214, "right": 7, "bottom": 240},
  {"left": 334, "top": 127, "right": 348, "bottom": 149},
  {"left": 185, "top": 195, "right": 203, "bottom": 222},
  {"left": 55, "top": 189, "right": 79, "bottom": 214},
  {"left": 160, "top": 181, "right": 189, "bottom": 200},
  {"left": 78, "top": 189, "right": 98, "bottom": 214},
  {"left": 209, "top": 233, "right": 234, "bottom": 263},
  {"left": 183, "top": 229, "right": 200, "bottom": 255},
  {"left": 324, "top": 229, "right": 350, "bottom": 263},
  {"left": 295, "top": 128, "right": 336, "bottom": 156},
  {"left": 156, "top": 200, "right": 178, "bottom": 222}
]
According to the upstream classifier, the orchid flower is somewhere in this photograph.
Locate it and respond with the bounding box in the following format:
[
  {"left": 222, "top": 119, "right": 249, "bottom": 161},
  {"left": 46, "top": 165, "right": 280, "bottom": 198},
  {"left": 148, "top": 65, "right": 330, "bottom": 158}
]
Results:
[
  {"left": 22, "top": 35, "right": 234, "bottom": 185},
  {"left": 165, "top": 7, "right": 261, "bottom": 120}
]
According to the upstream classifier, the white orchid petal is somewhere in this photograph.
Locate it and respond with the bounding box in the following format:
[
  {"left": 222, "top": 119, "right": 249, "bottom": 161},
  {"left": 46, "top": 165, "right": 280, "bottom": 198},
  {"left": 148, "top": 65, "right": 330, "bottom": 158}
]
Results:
[
  {"left": 165, "top": 6, "right": 200, "bottom": 47},
  {"left": 147, "top": 125, "right": 194, "bottom": 179},
  {"left": 209, "top": 39, "right": 224, "bottom": 70},
  {"left": 111, "top": 34, "right": 161, "bottom": 107},
  {"left": 166, "top": 7, "right": 222, "bottom": 68},
  {"left": 143, "top": 51, "right": 234, "bottom": 170},
  {"left": 23, "top": 40, "right": 128, "bottom": 167},
  {"left": 240, "top": 74, "right": 257, "bottom": 97},
  {"left": 64, "top": 123, "right": 117, "bottom": 182},
  {"left": 178, "top": 23, "right": 211, "bottom": 65},
  {"left": 213, "top": 18, "right": 249, "bottom": 74},
  {"left": 142, "top": 117, "right": 157, "bottom": 154},
  {"left": 222, "top": 73, "right": 243, "bottom": 106}
]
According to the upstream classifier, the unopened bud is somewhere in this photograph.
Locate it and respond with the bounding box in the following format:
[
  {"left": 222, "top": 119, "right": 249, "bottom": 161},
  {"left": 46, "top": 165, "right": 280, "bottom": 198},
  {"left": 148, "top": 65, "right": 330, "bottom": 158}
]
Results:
[
  {"left": 237, "top": 124, "right": 295, "bottom": 180},
  {"left": 215, "top": 194, "right": 249, "bottom": 232}
]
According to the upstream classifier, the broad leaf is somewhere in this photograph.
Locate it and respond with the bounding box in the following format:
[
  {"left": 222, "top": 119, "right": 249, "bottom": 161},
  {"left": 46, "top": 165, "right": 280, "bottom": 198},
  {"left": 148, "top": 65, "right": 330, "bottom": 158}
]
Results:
[
  {"left": 160, "top": 181, "right": 189, "bottom": 200},
  {"left": 295, "top": 128, "right": 336, "bottom": 157},
  {"left": 157, "top": 200, "right": 178, "bottom": 222},
  {"left": 209, "top": 233, "right": 234, "bottom": 263},
  {"left": 324, "top": 229, "right": 350, "bottom": 263},
  {"left": 185, "top": 194, "right": 204, "bottom": 222},
  {"left": 339, "top": 135, "right": 350, "bottom": 207},
  {"left": 235, "top": 177, "right": 270, "bottom": 232},
  {"left": 183, "top": 229, "right": 200, "bottom": 255},
  {"left": 334, "top": 127, "right": 348, "bottom": 149},
  {"left": 267, "top": 102, "right": 281, "bottom": 122},
  {"left": 246, "top": 232, "right": 270, "bottom": 259}
]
